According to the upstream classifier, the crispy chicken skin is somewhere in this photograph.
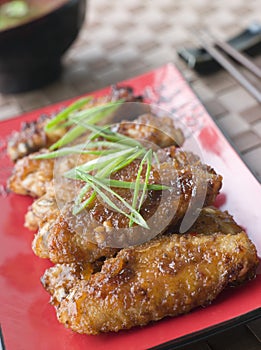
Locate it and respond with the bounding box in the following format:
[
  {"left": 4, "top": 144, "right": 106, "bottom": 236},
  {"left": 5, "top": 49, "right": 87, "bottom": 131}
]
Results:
[
  {"left": 42, "top": 263, "right": 94, "bottom": 308},
  {"left": 7, "top": 85, "right": 144, "bottom": 162},
  {"left": 25, "top": 187, "right": 58, "bottom": 231},
  {"left": 41, "top": 208, "right": 258, "bottom": 334},
  {"left": 33, "top": 213, "right": 119, "bottom": 262},
  {"left": 8, "top": 150, "right": 96, "bottom": 198},
  {"left": 41, "top": 207, "right": 248, "bottom": 299},
  {"left": 7, "top": 114, "right": 63, "bottom": 162},
  {"left": 8, "top": 152, "right": 54, "bottom": 197}
]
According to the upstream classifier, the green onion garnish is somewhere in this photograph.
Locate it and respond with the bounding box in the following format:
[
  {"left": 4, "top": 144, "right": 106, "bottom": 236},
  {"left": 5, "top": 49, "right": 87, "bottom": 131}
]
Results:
[
  {"left": 49, "top": 101, "right": 124, "bottom": 150},
  {"left": 95, "top": 179, "right": 169, "bottom": 191},
  {"left": 45, "top": 97, "right": 92, "bottom": 132},
  {"left": 71, "top": 149, "right": 142, "bottom": 214},
  {"left": 34, "top": 141, "right": 130, "bottom": 160},
  {"left": 35, "top": 97, "right": 171, "bottom": 229},
  {"left": 75, "top": 170, "right": 149, "bottom": 229},
  {"left": 64, "top": 148, "right": 138, "bottom": 179},
  {"left": 138, "top": 149, "right": 152, "bottom": 213}
]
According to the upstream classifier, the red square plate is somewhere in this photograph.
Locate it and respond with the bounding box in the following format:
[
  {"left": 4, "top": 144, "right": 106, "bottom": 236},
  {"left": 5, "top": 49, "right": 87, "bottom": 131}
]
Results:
[{"left": 0, "top": 63, "right": 260, "bottom": 350}]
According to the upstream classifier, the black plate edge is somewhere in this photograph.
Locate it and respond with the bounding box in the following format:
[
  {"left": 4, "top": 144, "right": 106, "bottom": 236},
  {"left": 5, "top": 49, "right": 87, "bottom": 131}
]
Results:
[
  {"left": 150, "top": 308, "right": 261, "bottom": 350},
  {"left": 0, "top": 325, "right": 6, "bottom": 350}
]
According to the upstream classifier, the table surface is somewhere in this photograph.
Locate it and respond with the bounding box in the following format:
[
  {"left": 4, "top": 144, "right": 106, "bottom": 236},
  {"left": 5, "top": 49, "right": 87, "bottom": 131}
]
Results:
[{"left": 0, "top": 1, "right": 260, "bottom": 349}]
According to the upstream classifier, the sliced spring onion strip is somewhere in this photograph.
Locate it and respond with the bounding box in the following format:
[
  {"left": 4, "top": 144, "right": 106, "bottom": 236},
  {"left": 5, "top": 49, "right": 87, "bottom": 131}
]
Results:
[
  {"left": 49, "top": 101, "right": 124, "bottom": 150},
  {"left": 129, "top": 149, "right": 152, "bottom": 227},
  {"left": 129, "top": 151, "right": 147, "bottom": 227},
  {"left": 73, "top": 152, "right": 136, "bottom": 214},
  {"left": 74, "top": 122, "right": 144, "bottom": 149},
  {"left": 73, "top": 190, "right": 96, "bottom": 215},
  {"left": 76, "top": 170, "right": 149, "bottom": 229},
  {"left": 50, "top": 124, "right": 87, "bottom": 150},
  {"left": 110, "top": 149, "right": 145, "bottom": 174},
  {"left": 45, "top": 97, "right": 92, "bottom": 132},
  {"left": 34, "top": 141, "right": 130, "bottom": 159},
  {"left": 64, "top": 148, "right": 138, "bottom": 179},
  {"left": 138, "top": 149, "right": 152, "bottom": 212},
  {"left": 68, "top": 100, "right": 124, "bottom": 124},
  {"left": 97, "top": 179, "right": 169, "bottom": 191},
  {"left": 153, "top": 152, "right": 160, "bottom": 167}
]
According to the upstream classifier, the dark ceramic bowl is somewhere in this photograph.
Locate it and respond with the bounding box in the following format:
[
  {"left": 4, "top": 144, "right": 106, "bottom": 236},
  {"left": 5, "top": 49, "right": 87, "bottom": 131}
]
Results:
[{"left": 0, "top": 0, "right": 86, "bottom": 93}]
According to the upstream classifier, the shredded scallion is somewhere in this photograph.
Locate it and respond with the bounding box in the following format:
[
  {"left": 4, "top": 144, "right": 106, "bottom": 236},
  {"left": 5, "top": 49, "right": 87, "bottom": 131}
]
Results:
[{"left": 34, "top": 97, "right": 170, "bottom": 228}]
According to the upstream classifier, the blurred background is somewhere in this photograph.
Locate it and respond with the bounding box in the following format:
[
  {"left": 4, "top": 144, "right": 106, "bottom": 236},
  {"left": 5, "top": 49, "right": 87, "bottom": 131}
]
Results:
[
  {"left": 0, "top": 0, "right": 261, "bottom": 182},
  {"left": 0, "top": 2, "right": 261, "bottom": 349}
]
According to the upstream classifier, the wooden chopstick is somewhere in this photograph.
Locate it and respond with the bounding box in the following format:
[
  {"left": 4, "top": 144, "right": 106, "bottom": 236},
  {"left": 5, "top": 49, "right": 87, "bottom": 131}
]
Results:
[{"left": 196, "top": 30, "right": 261, "bottom": 104}]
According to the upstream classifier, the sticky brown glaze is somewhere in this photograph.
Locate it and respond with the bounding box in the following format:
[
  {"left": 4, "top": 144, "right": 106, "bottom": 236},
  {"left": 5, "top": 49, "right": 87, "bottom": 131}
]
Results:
[
  {"left": 41, "top": 206, "right": 246, "bottom": 298},
  {"left": 39, "top": 215, "right": 119, "bottom": 263},
  {"left": 42, "top": 207, "right": 258, "bottom": 334}
]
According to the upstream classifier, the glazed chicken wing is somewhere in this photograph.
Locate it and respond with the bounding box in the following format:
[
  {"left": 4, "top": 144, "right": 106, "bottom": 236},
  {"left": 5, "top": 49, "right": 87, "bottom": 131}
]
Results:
[
  {"left": 41, "top": 207, "right": 258, "bottom": 334},
  {"left": 7, "top": 152, "right": 54, "bottom": 197},
  {"left": 25, "top": 187, "right": 58, "bottom": 231},
  {"left": 32, "top": 148, "right": 222, "bottom": 263},
  {"left": 7, "top": 85, "right": 144, "bottom": 161},
  {"left": 8, "top": 114, "right": 184, "bottom": 198}
]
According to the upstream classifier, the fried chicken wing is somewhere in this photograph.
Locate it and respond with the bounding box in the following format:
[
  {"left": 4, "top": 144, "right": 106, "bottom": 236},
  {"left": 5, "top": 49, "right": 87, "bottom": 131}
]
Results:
[
  {"left": 7, "top": 114, "right": 62, "bottom": 162},
  {"left": 7, "top": 152, "right": 54, "bottom": 197},
  {"left": 41, "top": 262, "right": 104, "bottom": 308},
  {"left": 41, "top": 207, "right": 258, "bottom": 334},
  {"left": 33, "top": 214, "right": 119, "bottom": 262},
  {"left": 41, "top": 207, "right": 246, "bottom": 299},
  {"left": 8, "top": 114, "right": 185, "bottom": 199},
  {"left": 115, "top": 114, "right": 184, "bottom": 148},
  {"left": 32, "top": 148, "right": 222, "bottom": 263},
  {"left": 25, "top": 187, "right": 58, "bottom": 231},
  {"left": 8, "top": 149, "right": 97, "bottom": 198},
  {"left": 7, "top": 85, "right": 144, "bottom": 162}
]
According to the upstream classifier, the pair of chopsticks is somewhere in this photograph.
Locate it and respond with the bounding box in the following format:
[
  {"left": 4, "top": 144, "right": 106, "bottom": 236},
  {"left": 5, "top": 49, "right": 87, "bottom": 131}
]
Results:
[{"left": 196, "top": 30, "right": 261, "bottom": 103}]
